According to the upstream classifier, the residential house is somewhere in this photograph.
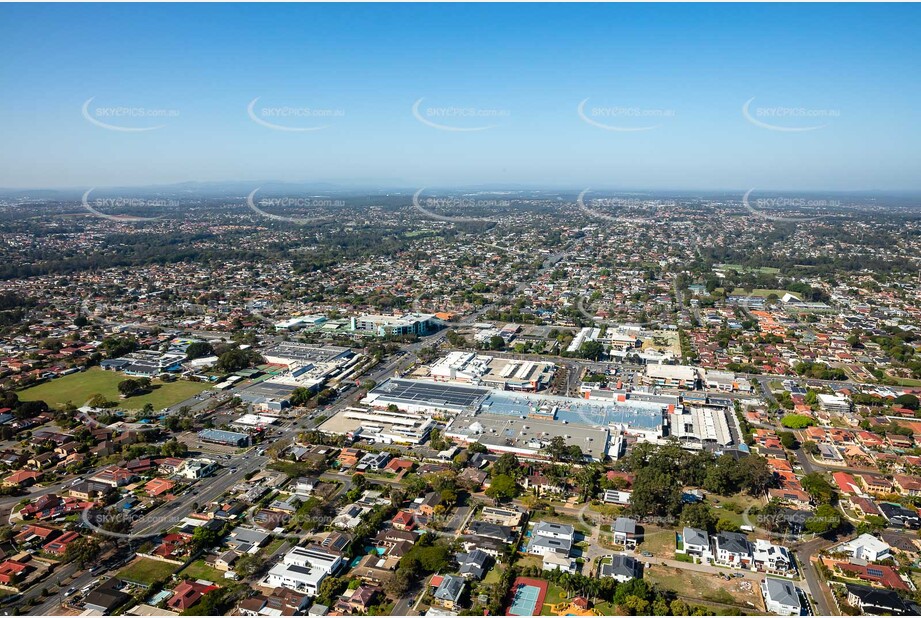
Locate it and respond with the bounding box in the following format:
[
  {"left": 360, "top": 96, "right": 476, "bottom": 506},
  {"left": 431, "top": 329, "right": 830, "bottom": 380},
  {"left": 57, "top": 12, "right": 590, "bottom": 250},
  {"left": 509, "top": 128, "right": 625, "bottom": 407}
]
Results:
[
  {"left": 845, "top": 584, "right": 913, "bottom": 615},
  {"left": 601, "top": 555, "right": 641, "bottom": 583},
  {"left": 713, "top": 531, "right": 753, "bottom": 569},
  {"left": 167, "top": 581, "right": 219, "bottom": 612},
  {"left": 752, "top": 539, "right": 795, "bottom": 575},
  {"left": 613, "top": 517, "right": 638, "bottom": 549},
  {"left": 432, "top": 574, "right": 465, "bottom": 610},
  {"left": 455, "top": 549, "right": 491, "bottom": 580},
  {"left": 834, "top": 533, "right": 891, "bottom": 562},
  {"left": 760, "top": 577, "right": 802, "bottom": 616}
]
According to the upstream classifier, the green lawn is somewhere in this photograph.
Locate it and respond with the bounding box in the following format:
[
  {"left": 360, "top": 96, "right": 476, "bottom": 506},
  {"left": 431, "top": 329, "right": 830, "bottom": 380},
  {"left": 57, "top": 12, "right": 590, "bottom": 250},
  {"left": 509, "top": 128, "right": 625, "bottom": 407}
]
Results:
[
  {"left": 179, "top": 559, "right": 224, "bottom": 584},
  {"left": 117, "top": 558, "right": 178, "bottom": 586},
  {"left": 18, "top": 367, "right": 210, "bottom": 410},
  {"left": 539, "top": 583, "right": 567, "bottom": 615},
  {"left": 482, "top": 567, "right": 502, "bottom": 585}
]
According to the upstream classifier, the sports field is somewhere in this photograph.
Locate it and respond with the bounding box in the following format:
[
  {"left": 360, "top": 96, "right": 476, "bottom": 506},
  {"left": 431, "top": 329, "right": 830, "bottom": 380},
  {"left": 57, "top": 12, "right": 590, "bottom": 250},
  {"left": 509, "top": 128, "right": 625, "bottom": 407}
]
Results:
[{"left": 18, "top": 367, "right": 210, "bottom": 410}]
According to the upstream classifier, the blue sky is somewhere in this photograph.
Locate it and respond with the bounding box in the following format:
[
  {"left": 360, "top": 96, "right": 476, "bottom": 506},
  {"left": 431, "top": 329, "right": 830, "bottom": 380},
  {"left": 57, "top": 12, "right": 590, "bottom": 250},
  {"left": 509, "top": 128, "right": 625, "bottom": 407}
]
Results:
[{"left": 1, "top": 3, "right": 919, "bottom": 191}]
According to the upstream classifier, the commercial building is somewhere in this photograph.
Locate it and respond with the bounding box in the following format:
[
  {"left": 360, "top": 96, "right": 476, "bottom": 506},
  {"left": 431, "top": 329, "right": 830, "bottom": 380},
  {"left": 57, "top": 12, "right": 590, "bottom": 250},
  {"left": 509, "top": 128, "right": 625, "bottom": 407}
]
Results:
[
  {"left": 362, "top": 379, "right": 490, "bottom": 415},
  {"left": 349, "top": 313, "right": 440, "bottom": 337},
  {"left": 318, "top": 407, "right": 436, "bottom": 445},
  {"left": 428, "top": 351, "right": 556, "bottom": 392},
  {"left": 669, "top": 405, "right": 735, "bottom": 448},
  {"left": 641, "top": 364, "right": 701, "bottom": 389},
  {"left": 198, "top": 428, "right": 251, "bottom": 447},
  {"left": 262, "top": 342, "right": 353, "bottom": 368},
  {"left": 273, "top": 315, "right": 327, "bottom": 332}
]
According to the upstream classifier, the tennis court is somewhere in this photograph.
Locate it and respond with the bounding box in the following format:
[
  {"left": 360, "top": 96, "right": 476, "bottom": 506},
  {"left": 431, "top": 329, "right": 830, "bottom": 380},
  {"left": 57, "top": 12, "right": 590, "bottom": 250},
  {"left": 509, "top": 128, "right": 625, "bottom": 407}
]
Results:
[{"left": 506, "top": 577, "right": 549, "bottom": 616}]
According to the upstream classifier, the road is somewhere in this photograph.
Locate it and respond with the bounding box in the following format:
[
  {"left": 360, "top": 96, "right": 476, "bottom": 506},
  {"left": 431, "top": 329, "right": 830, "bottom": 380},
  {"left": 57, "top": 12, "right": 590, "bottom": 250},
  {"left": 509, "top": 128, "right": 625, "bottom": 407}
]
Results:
[{"left": 794, "top": 537, "right": 837, "bottom": 616}]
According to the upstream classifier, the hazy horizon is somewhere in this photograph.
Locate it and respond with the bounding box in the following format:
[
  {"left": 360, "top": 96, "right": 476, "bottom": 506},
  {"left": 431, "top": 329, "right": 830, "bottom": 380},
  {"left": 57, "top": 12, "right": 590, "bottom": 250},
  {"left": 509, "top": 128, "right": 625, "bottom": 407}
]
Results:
[{"left": 1, "top": 3, "right": 920, "bottom": 191}]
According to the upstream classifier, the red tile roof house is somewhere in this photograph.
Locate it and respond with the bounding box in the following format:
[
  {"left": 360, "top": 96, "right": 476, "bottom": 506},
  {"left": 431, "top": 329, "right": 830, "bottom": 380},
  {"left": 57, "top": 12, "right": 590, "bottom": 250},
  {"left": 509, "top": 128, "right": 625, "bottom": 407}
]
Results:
[
  {"left": 3, "top": 470, "right": 43, "bottom": 488},
  {"left": 43, "top": 530, "right": 80, "bottom": 555},
  {"left": 822, "top": 558, "right": 910, "bottom": 591},
  {"left": 384, "top": 458, "right": 414, "bottom": 476},
  {"left": 14, "top": 525, "right": 58, "bottom": 547},
  {"left": 153, "top": 533, "right": 193, "bottom": 560},
  {"left": 0, "top": 559, "right": 32, "bottom": 585},
  {"left": 833, "top": 472, "right": 862, "bottom": 496},
  {"left": 392, "top": 511, "right": 416, "bottom": 531},
  {"left": 849, "top": 496, "right": 883, "bottom": 518},
  {"left": 92, "top": 466, "right": 138, "bottom": 488},
  {"left": 167, "top": 581, "right": 219, "bottom": 611},
  {"left": 767, "top": 488, "right": 811, "bottom": 509},
  {"left": 144, "top": 478, "right": 176, "bottom": 498},
  {"left": 894, "top": 475, "right": 921, "bottom": 497}
]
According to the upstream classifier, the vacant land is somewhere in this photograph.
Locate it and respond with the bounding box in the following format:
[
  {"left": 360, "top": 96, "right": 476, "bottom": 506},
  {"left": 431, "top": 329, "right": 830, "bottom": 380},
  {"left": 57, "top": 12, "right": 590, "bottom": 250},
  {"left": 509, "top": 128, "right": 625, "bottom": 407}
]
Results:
[
  {"left": 179, "top": 559, "right": 225, "bottom": 584},
  {"left": 18, "top": 367, "right": 209, "bottom": 410},
  {"left": 117, "top": 557, "right": 178, "bottom": 586},
  {"left": 644, "top": 564, "right": 761, "bottom": 611},
  {"left": 637, "top": 526, "right": 677, "bottom": 558}
]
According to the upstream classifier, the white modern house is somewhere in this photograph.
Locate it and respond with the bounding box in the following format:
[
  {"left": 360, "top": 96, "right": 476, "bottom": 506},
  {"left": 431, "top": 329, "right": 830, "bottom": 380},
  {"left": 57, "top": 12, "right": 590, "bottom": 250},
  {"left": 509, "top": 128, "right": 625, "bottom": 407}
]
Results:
[
  {"left": 834, "top": 533, "right": 891, "bottom": 562},
  {"left": 761, "top": 577, "right": 803, "bottom": 615},
  {"left": 265, "top": 546, "right": 343, "bottom": 596},
  {"left": 753, "top": 539, "right": 796, "bottom": 575},
  {"left": 678, "top": 527, "right": 713, "bottom": 563}
]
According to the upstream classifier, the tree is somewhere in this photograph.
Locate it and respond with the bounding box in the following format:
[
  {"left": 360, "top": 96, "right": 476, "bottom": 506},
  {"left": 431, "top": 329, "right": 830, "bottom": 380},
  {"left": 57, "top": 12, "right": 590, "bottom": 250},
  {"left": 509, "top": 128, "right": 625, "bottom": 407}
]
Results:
[
  {"left": 88, "top": 393, "right": 112, "bottom": 408},
  {"left": 801, "top": 472, "right": 837, "bottom": 505},
  {"left": 316, "top": 576, "right": 348, "bottom": 606},
  {"left": 491, "top": 453, "right": 521, "bottom": 478},
  {"left": 488, "top": 335, "right": 505, "bottom": 351},
  {"left": 384, "top": 568, "right": 413, "bottom": 597},
  {"left": 895, "top": 394, "right": 920, "bottom": 411},
  {"left": 117, "top": 379, "right": 141, "bottom": 398},
  {"left": 290, "top": 387, "right": 315, "bottom": 407},
  {"left": 578, "top": 340, "right": 605, "bottom": 361},
  {"left": 63, "top": 537, "right": 101, "bottom": 568},
  {"left": 778, "top": 431, "right": 798, "bottom": 449},
  {"left": 485, "top": 474, "right": 519, "bottom": 501},
  {"left": 805, "top": 504, "right": 841, "bottom": 535},
  {"left": 185, "top": 341, "right": 214, "bottom": 360},
  {"left": 680, "top": 502, "right": 716, "bottom": 532}
]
